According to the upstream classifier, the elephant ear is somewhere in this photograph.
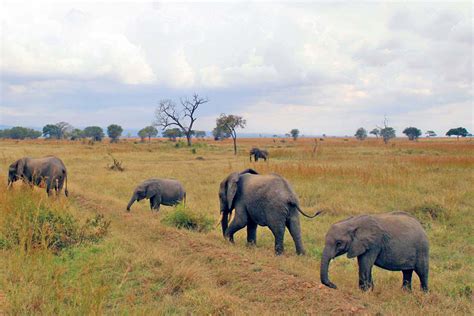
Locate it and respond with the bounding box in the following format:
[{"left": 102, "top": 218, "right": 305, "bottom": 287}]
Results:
[
  {"left": 16, "top": 158, "right": 26, "bottom": 177},
  {"left": 226, "top": 173, "right": 240, "bottom": 210},
  {"left": 146, "top": 182, "right": 161, "bottom": 199},
  {"left": 347, "top": 216, "right": 385, "bottom": 258}
]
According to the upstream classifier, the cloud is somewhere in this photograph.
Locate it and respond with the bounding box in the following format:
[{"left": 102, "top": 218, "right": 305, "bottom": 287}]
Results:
[{"left": 0, "top": 2, "right": 472, "bottom": 135}]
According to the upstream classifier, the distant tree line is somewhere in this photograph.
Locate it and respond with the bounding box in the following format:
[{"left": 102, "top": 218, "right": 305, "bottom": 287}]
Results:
[{"left": 354, "top": 124, "right": 471, "bottom": 143}]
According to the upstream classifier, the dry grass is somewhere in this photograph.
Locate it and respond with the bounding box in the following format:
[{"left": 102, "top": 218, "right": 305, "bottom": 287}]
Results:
[{"left": 0, "top": 137, "right": 473, "bottom": 314}]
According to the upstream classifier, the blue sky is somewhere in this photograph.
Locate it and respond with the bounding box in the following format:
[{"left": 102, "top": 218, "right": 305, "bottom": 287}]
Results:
[{"left": 1, "top": 1, "right": 472, "bottom": 136}]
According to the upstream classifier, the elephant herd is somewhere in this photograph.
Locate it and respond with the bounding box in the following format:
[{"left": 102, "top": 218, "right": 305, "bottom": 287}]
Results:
[{"left": 7, "top": 155, "right": 429, "bottom": 293}]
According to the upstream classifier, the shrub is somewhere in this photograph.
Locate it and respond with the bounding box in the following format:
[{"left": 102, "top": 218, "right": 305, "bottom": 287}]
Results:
[{"left": 162, "top": 204, "right": 213, "bottom": 232}]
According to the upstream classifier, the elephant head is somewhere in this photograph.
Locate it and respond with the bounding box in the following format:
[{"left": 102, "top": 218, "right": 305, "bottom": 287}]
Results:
[
  {"left": 320, "top": 215, "right": 386, "bottom": 289},
  {"left": 219, "top": 168, "right": 258, "bottom": 236},
  {"left": 8, "top": 158, "right": 26, "bottom": 187},
  {"left": 126, "top": 181, "right": 159, "bottom": 211}
]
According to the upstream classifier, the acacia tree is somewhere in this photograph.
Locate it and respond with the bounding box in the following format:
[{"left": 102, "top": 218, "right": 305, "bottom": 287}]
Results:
[
  {"left": 425, "top": 130, "right": 437, "bottom": 138},
  {"left": 403, "top": 127, "right": 422, "bottom": 141},
  {"left": 154, "top": 93, "right": 208, "bottom": 146},
  {"left": 290, "top": 129, "right": 300, "bottom": 141},
  {"left": 84, "top": 126, "right": 105, "bottom": 141},
  {"left": 215, "top": 114, "right": 246, "bottom": 155},
  {"left": 138, "top": 126, "right": 158, "bottom": 143},
  {"left": 107, "top": 124, "right": 123, "bottom": 143},
  {"left": 370, "top": 128, "right": 380, "bottom": 138},
  {"left": 163, "top": 128, "right": 183, "bottom": 141},
  {"left": 354, "top": 127, "right": 368, "bottom": 140},
  {"left": 446, "top": 127, "right": 469, "bottom": 140},
  {"left": 43, "top": 122, "right": 72, "bottom": 139},
  {"left": 378, "top": 117, "right": 396, "bottom": 144}
]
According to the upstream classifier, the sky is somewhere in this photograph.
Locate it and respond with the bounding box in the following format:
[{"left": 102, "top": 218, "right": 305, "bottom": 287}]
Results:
[{"left": 1, "top": 1, "right": 472, "bottom": 136}]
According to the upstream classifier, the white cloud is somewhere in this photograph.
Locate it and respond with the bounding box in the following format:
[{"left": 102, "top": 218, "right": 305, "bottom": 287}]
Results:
[{"left": 0, "top": 2, "right": 472, "bottom": 135}]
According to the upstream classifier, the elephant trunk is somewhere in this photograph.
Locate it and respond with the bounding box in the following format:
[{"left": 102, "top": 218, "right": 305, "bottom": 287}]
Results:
[
  {"left": 320, "top": 247, "right": 337, "bottom": 289},
  {"left": 126, "top": 193, "right": 137, "bottom": 211}
]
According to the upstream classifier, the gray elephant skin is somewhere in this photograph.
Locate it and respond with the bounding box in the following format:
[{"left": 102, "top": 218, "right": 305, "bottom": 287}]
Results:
[
  {"left": 320, "top": 211, "right": 429, "bottom": 292},
  {"left": 126, "top": 178, "right": 186, "bottom": 211},
  {"left": 219, "top": 169, "right": 321, "bottom": 255},
  {"left": 8, "top": 156, "right": 69, "bottom": 196},
  {"left": 249, "top": 147, "right": 268, "bottom": 162}
]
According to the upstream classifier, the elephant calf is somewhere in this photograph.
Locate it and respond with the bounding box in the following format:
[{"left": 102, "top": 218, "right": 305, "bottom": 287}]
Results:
[
  {"left": 126, "top": 178, "right": 186, "bottom": 211},
  {"left": 8, "top": 156, "right": 69, "bottom": 196},
  {"left": 320, "top": 211, "right": 429, "bottom": 292},
  {"left": 219, "top": 169, "right": 322, "bottom": 255}
]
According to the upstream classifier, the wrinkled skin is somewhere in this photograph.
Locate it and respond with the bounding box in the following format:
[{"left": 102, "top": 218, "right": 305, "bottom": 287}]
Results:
[
  {"left": 249, "top": 148, "right": 268, "bottom": 162},
  {"left": 320, "top": 211, "right": 429, "bottom": 292},
  {"left": 219, "top": 169, "right": 321, "bottom": 255},
  {"left": 8, "top": 156, "right": 69, "bottom": 197},
  {"left": 126, "top": 178, "right": 186, "bottom": 211}
]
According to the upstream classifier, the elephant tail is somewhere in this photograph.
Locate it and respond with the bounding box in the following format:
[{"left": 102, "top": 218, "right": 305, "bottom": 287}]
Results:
[
  {"left": 292, "top": 203, "right": 323, "bottom": 218},
  {"left": 183, "top": 192, "right": 187, "bottom": 206}
]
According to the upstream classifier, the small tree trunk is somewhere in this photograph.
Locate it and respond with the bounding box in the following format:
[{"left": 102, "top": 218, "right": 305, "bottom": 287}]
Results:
[
  {"left": 233, "top": 136, "right": 237, "bottom": 155},
  {"left": 186, "top": 133, "right": 192, "bottom": 146}
]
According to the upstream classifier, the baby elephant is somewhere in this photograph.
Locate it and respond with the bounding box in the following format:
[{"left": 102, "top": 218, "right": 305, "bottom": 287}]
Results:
[
  {"left": 320, "top": 211, "right": 429, "bottom": 292},
  {"left": 126, "top": 179, "right": 186, "bottom": 212}
]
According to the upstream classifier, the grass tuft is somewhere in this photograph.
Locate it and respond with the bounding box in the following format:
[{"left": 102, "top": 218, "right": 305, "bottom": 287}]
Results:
[{"left": 162, "top": 204, "right": 214, "bottom": 232}]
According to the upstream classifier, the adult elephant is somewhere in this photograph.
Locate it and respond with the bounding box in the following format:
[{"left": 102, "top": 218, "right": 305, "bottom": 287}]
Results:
[
  {"left": 126, "top": 178, "right": 186, "bottom": 212},
  {"left": 8, "top": 156, "right": 69, "bottom": 196},
  {"left": 219, "top": 169, "right": 322, "bottom": 255},
  {"left": 249, "top": 148, "right": 268, "bottom": 162},
  {"left": 320, "top": 211, "right": 429, "bottom": 292}
]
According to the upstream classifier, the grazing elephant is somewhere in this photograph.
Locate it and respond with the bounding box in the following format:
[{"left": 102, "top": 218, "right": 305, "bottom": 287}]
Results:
[
  {"left": 219, "top": 169, "right": 322, "bottom": 255},
  {"left": 126, "top": 179, "right": 186, "bottom": 211},
  {"left": 249, "top": 147, "right": 268, "bottom": 162},
  {"left": 8, "top": 156, "right": 69, "bottom": 196},
  {"left": 320, "top": 211, "right": 429, "bottom": 292}
]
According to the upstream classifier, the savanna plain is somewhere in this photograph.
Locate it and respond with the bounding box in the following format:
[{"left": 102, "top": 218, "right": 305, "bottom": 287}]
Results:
[{"left": 0, "top": 137, "right": 473, "bottom": 315}]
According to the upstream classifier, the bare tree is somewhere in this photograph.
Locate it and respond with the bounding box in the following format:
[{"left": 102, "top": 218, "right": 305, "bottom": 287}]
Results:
[{"left": 154, "top": 93, "right": 208, "bottom": 146}]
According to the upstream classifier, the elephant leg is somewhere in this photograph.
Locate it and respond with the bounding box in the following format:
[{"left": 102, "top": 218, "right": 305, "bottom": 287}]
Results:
[
  {"left": 402, "top": 270, "right": 413, "bottom": 291},
  {"left": 225, "top": 207, "right": 248, "bottom": 243},
  {"left": 286, "top": 216, "right": 305, "bottom": 255},
  {"left": 415, "top": 259, "right": 429, "bottom": 292},
  {"left": 357, "top": 252, "right": 377, "bottom": 291},
  {"left": 150, "top": 195, "right": 161, "bottom": 211},
  {"left": 268, "top": 223, "right": 285, "bottom": 256},
  {"left": 45, "top": 177, "right": 53, "bottom": 196},
  {"left": 246, "top": 218, "right": 257, "bottom": 246}
]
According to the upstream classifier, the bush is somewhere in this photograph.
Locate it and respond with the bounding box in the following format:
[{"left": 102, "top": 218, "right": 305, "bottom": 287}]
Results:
[
  {"left": 162, "top": 204, "right": 213, "bottom": 232},
  {"left": 0, "top": 188, "right": 110, "bottom": 253}
]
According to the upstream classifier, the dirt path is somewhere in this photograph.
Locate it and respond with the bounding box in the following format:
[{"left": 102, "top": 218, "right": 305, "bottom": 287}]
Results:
[{"left": 73, "top": 193, "right": 367, "bottom": 314}]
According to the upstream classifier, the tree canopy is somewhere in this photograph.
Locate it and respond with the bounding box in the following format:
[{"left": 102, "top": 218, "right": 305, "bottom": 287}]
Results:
[
  {"left": 84, "top": 126, "right": 105, "bottom": 141},
  {"left": 0, "top": 127, "right": 41, "bottom": 139},
  {"left": 354, "top": 127, "right": 367, "bottom": 140},
  {"left": 107, "top": 124, "right": 123, "bottom": 143},
  {"left": 138, "top": 126, "right": 158, "bottom": 142},
  {"left": 403, "top": 127, "right": 422, "bottom": 141},
  {"left": 163, "top": 128, "right": 183, "bottom": 141},
  {"left": 215, "top": 114, "right": 246, "bottom": 155},
  {"left": 290, "top": 129, "right": 300, "bottom": 141},
  {"left": 446, "top": 127, "right": 469, "bottom": 139}
]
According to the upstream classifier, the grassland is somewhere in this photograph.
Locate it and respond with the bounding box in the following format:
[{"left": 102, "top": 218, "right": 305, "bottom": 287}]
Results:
[{"left": 0, "top": 137, "right": 473, "bottom": 315}]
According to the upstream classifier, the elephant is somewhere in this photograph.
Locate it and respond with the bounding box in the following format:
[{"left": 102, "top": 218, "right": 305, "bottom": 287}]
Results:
[
  {"left": 8, "top": 156, "right": 69, "bottom": 196},
  {"left": 219, "top": 169, "right": 322, "bottom": 255},
  {"left": 320, "top": 211, "right": 429, "bottom": 292},
  {"left": 126, "top": 178, "right": 186, "bottom": 211},
  {"left": 249, "top": 148, "right": 268, "bottom": 162}
]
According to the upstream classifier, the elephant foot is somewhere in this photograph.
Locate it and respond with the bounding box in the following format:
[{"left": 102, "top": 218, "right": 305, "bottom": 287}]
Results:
[
  {"left": 246, "top": 241, "right": 257, "bottom": 247},
  {"left": 359, "top": 282, "right": 374, "bottom": 291},
  {"left": 402, "top": 284, "right": 412, "bottom": 292}
]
